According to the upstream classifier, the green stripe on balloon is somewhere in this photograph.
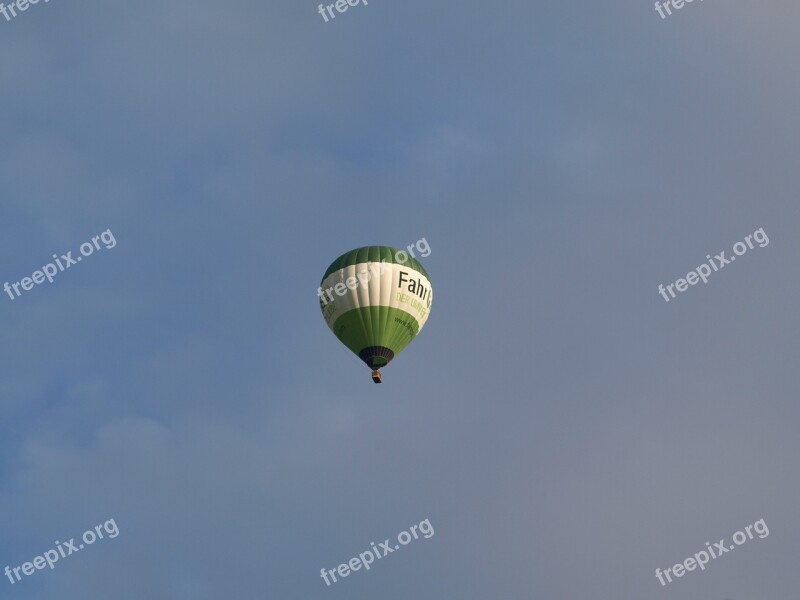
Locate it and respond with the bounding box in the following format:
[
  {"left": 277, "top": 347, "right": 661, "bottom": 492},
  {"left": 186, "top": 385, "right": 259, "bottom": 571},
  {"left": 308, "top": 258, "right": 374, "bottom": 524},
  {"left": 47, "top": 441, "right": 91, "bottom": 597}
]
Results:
[
  {"left": 321, "top": 246, "right": 430, "bottom": 282},
  {"left": 330, "top": 306, "right": 420, "bottom": 367}
]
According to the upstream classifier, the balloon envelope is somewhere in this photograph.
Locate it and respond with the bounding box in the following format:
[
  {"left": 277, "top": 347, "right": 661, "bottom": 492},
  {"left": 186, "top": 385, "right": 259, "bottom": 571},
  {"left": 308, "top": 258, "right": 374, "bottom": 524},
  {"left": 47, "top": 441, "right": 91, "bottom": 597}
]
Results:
[{"left": 319, "top": 246, "right": 433, "bottom": 373}]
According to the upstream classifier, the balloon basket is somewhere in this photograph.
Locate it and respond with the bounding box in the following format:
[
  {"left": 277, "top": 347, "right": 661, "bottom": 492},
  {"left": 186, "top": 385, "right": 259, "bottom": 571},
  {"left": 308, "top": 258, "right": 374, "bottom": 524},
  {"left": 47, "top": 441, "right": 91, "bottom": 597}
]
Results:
[{"left": 371, "top": 370, "right": 383, "bottom": 384}]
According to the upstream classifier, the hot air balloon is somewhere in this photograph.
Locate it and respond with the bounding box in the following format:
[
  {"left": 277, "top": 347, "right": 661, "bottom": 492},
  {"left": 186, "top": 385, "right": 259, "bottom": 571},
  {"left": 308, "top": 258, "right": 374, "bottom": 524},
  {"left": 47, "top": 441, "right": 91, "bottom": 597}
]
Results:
[{"left": 318, "top": 246, "right": 433, "bottom": 383}]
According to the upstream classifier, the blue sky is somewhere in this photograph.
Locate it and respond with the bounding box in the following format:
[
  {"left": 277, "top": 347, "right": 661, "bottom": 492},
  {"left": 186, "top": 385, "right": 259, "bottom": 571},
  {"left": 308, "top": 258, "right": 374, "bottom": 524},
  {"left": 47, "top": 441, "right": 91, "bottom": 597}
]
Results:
[{"left": 1, "top": 0, "right": 799, "bottom": 598}]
